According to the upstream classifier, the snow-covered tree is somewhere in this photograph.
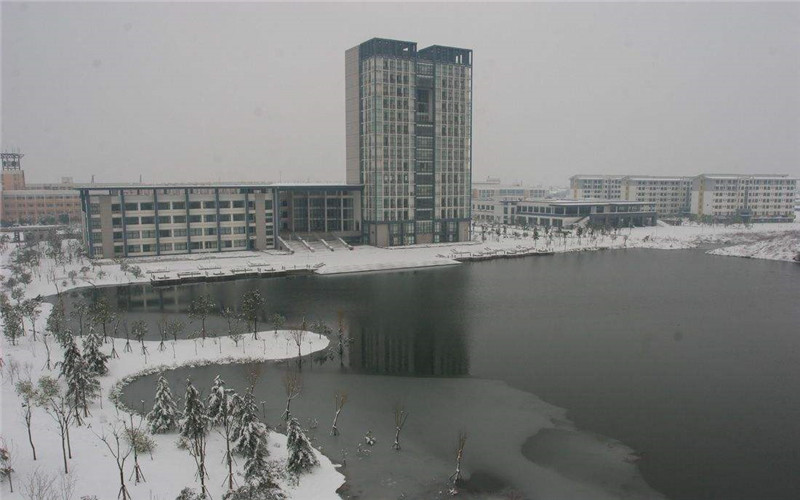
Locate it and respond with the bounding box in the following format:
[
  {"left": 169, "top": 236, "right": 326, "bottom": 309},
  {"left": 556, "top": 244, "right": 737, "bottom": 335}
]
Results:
[
  {"left": 0, "top": 439, "right": 14, "bottom": 493},
  {"left": 146, "top": 375, "right": 180, "bottom": 434},
  {"left": 64, "top": 346, "right": 100, "bottom": 421},
  {"left": 180, "top": 381, "right": 209, "bottom": 496},
  {"left": 286, "top": 417, "right": 318, "bottom": 476},
  {"left": 241, "top": 290, "right": 265, "bottom": 339},
  {"left": 206, "top": 376, "right": 238, "bottom": 491},
  {"left": 234, "top": 389, "right": 268, "bottom": 459},
  {"left": 82, "top": 330, "right": 108, "bottom": 375}
]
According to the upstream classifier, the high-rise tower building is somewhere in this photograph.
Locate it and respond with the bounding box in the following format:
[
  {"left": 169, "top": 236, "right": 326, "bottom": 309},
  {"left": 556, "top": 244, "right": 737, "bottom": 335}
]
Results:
[{"left": 346, "top": 38, "right": 472, "bottom": 246}]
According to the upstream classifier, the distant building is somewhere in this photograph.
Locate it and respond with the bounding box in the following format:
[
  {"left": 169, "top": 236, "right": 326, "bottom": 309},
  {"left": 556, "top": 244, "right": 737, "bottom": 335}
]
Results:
[
  {"left": 1, "top": 152, "right": 82, "bottom": 225},
  {"left": 346, "top": 38, "right": 472, "bottom": 246},
  {"left": 78, "top": 183, "right": 362, "bottom": 258},
  {"left": 472, "top": 177, "right": 547, "bottom": 200},
  {"left": 514, "top": 199, "right": 657, "bottom": 229},
  {"left": 621, "top": 176, "right": 693, "bottom": 216},
  {"left": 570, "top": 173, "right": 796, "bottom": 221},
  {"left": 569, "top": 175, "right": 624, "bottom": 200},
  {"left": 691, "top": 174, "right": 796, "bottom": 222},
  {"left": 471, "top": 178, "right": 550, "bottom": 224}
]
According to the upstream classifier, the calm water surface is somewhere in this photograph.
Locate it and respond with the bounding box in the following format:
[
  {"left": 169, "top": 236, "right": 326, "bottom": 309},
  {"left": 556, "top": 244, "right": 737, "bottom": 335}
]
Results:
[{"left": 65, "top": 250, "right": 800, "bottom": 499}]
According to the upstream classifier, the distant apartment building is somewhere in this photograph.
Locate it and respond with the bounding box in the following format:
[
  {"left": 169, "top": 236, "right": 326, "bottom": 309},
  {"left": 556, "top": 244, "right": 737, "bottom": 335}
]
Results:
[
  {"left": 79, "top": 184, "right": 362, "bottom": 258},
  {"left": 1, "top": 153, "right": 81, "bottom": 225},
  {"left": 691, "top": 174, "right": 796, "bottom": 222},
  {"left": 569, "top": 175, "right": 624, "bottom": 200},
  {"left": 621, "top": 176, "right": 693, "bottom": 216},
  {"left": 346, "top": 38, "right": 472, "bottom": 246},
  {"left": 570, "top": 173, "right": 796, "bottom": 221}
]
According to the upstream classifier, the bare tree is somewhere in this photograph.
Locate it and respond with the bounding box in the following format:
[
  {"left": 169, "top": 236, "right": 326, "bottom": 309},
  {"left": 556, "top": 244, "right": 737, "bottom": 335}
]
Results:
[
  {"left": 449, "top": 431, "right": 468, "bottom": 486},
  {"left": 130, "top": 320, "right": 148, "bottom": 356},
  {"left": 392, "top": 403, "right": 409, "bottom": 451},
  {"left": 290, "top": 328, "right": 306, "bottom": 370},
  {"left": 15, "top": 380, "right": 39, "bottom": 460},
  {"left": 282, "top": 371, "right": 302, "bottom": 421},
  {"left": 330, "top": 391, "right": 348, "bottom": 436},
  {"left": 94, "top": 424, "right": 133, "bottom": 500},
  {"left": 36, "top": 377, "right": 74, "bottom": 474},
  {"left": 188, "top": 294, "right": 215, "bottom": 340},
  {"left": 124, "top": 416, "right": 153, "bottom": 485},
  {"left": 221, "top": 306, "right": 243, "bottom": 346},
  {"left": 21, "top": 468, "right": 57, "bottom": 500}
]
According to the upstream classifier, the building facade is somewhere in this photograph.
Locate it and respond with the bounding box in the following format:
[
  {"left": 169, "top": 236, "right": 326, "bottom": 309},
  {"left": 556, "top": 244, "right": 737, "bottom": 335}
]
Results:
[
  {"left": 513, "top": 200, "right": 657, "bottom": 229},
  {"left": 690, "top": 174, "right": 796, "bottom": 222},
  {"left": 79, "top": 184, "right": 362, "bottom": 258},
  {"left": 346, "top": 38, "right": 472, "bottom": 246},
  {"left": 570, "top": 173, "right": 796, "bottom": 220},
  {"left": 621, "top": 176, "right": 693, "bottom": 216},
  {"left": 569, "top": 175, "right": 624, "bottom": 200},
  {"left": 1, "top": 153, "right": 82, "bottom": 225}
]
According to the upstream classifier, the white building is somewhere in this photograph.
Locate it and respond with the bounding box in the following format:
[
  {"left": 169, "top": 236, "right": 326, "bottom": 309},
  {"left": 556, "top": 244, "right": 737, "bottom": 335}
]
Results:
[
  {"left": 569, "top": 175, "right": 624, "bottom": 200},
  {"left": 621, "top": 176, "right": 693, "bottom": 216},
  {"left": 690, "top": 174, "right": 796, "bottom": 222},
  {"left": 571, "top": 173, "right": 796, "bottom": 221}
]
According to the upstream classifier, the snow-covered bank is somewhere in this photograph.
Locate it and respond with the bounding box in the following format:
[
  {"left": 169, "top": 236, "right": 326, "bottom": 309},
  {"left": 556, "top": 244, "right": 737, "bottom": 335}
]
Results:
[
  {"left": 706, "top": 230, "right": 800, "bottom": 262},
  {"left": 0, "top": 305, "right": 343, "bottom": 500},
  {"left": 4, "top": 221, "right": 797, "bottom": 302}
]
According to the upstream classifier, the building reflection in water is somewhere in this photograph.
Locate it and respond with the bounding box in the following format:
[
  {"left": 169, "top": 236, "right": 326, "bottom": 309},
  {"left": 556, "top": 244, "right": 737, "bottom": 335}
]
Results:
[{"left": 60, "top": 268, "right": 472, "bottom": 377}]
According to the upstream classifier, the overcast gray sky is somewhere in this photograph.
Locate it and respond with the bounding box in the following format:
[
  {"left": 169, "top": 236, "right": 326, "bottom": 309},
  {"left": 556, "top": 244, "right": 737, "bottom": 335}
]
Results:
[{"left": 2, "top": 2, "right": 799, "bottom": 186}]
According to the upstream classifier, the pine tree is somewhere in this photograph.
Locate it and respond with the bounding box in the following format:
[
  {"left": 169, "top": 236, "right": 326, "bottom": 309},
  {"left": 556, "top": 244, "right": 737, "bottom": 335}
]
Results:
[
  {"left": 57, "top": 334, "right": 81, "bottom": 380},
  {"left": 180, "top": 381, "right": 209, "bottom": 496},
  {"left": 206, "top": 375, "right": 228, "bottom": 426},
  {"left": 146, "top": 375, "right": 179, "bottom": 434},
  {"left": 286, "top": 417, "right": 318, "bottom": 476},
  {"left": 234, "top": 389, "right": 268, "bottom": 459},
  {"left": 83, "top": 330, "right": 109, "bottom": 375},
  {"left": 64, "top": 346, "right": 100, "bottom": 422}
]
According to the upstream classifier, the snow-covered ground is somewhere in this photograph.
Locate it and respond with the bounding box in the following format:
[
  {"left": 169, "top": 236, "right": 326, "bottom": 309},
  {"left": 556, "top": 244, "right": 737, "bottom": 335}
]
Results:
[
  {"left": 5, "top": 221, "right": 798, "bottom": 301},
  {"left": 0, "top": 306, "right": 343, "bottom": 500},
  {"left": 2, "top": 220, "right": 797, "bottom": 499}
]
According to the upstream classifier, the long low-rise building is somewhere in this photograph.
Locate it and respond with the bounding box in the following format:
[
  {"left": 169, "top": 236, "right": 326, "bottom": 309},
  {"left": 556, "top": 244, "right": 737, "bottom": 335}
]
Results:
[
  {"left": 513, "top": 199, "right": 657, "bottom": 229},
  {"left": 570, "top": 173, "right": 796, "bottom": 221},
  {"left": 79, "top": 183, "right": 362, "bottom": 258}
]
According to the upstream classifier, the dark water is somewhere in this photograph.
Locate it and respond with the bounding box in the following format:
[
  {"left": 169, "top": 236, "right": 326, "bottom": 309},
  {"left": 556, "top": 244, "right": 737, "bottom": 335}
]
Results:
[{"left": 67, "top": 250, "right": 800, "bottom": 499}]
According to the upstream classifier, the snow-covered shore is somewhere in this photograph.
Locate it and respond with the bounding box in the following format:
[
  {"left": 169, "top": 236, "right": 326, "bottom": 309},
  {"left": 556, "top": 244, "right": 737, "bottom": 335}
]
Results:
[
  {"left": 6, "top": 221, "right": 798, "bottom": 301},
  {"left": 0, "top": 307, "right": 343, "bottom": 500}
]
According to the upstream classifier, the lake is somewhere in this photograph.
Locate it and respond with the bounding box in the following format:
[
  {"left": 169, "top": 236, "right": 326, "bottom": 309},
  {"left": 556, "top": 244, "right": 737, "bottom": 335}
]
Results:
[{"left": 64, "top": 249, "right": 800, "bottom": 499}]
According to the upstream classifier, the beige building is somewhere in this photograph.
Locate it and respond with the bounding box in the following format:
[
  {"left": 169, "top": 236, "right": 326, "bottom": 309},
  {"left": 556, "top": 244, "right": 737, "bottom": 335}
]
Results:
[{"left": 1, "top": 153, "right": 82, "bottom": 225}]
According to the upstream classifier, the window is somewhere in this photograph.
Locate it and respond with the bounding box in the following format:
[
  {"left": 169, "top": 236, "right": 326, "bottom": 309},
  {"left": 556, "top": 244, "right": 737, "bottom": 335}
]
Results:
[
  {"left": 232, "top": 200, "right": 245, "bottom": 208},
  {"left": 140, "top": 216, "right": 155, "bottom": 225},
  {"left": 139, "top": 202, "right": 154, "bottom": 211},
  {"left": 157, "top": 202, "right": 170, "bottom": 210},
  {"left": 158, "top": 216, "right": 170, "bottom": 224},
  {"left": 189, "top": 215, "right": 202, "bottom": 223},
  {"left": 124, "top": 203, "right": 137, "bottom": 211},
  {"left": 189, "top": 201, "right": 201, "bottom": 209},
  {"left": 173, "top": 228, "right": 187, "bottom": 237},
  {"left": 172, "top": 201, "right": 186, "bottom": 210},
  {"left": 203, "top": 201, "right": 216, "bottom": 209},
  {"left": 173, "top": 215, "right": 186, "bottom": 224},
  {"left": 159, "top": 229, "right": 171, "bottom": 238}
]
